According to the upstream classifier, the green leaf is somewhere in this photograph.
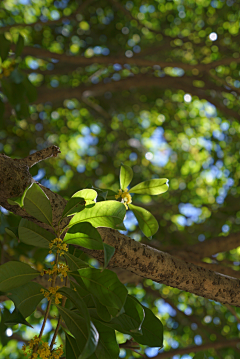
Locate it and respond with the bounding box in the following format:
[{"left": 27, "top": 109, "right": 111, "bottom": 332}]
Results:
[
  {"left": 90, "top": 319, "right": 119, "bottom": 359},
  {"left": 92, "top": 296, "right": 112, "bottom": 322},
  {"left": 193, "top": 352, "right": 208, "bottom": 359},
  {"left": 131, "top": 305, "right": 163, "bottom": 347},
  {"left": 0, "top": 261, "right": 39, "bottom": 292},
  {"left": 61, "top": 197, "right": 85, "bottom": 218},
  {"left": 8, "top": 282, "right": 44, "bottom": 318},
  {"left": 71, "top": 268, "right": 127, "bottom": 313},
  {"left": 72, "top": 189, "right": 97, "bottom": 201},
  {"left": 103, "top": 243, "right": 115, "bottom": 269},
  {"left": 5, "top": 227, "right": 18, "bottom": 238},
  {"left": 24, "top": 183, "right": 52, "bottom": 225},
  {"left": 22, "top": 77, "right": 37, "bottom": 102},
  {"left": 120, "top": 164, "right": 133, "bottom": 190},
  {"left": 64, "top": 222, "right": 103, "bottom": 250},
  {"left": 57, "top": 306, "right": 99, "bottom": 359},
  {"left": 4, "top": 308, "right": 32, "bottom": 328},
  {"left": 91, "top": 295, "right": 145, "bottom": 333},
  {"left": 70, "top": 280, "right": 90, "bottom": 299},
  {"left": 15, "top": 34, "right": 24, "bottom": 57},
  {"left": 128, "top": 204, "right": 159, "bottom": 238},
  {"left": 66, "top": 333, "right": 80, "bottom": 359},
  {"left": 110, "top": 295, "right": 145, "bottom": 333},
  {"left": 69, "top": 201, "right": 126, "bottom": 229},
  {"left": 18, "top": 218, "right": 55, "bottom": 248},
  {"left": 58, "top": 287, "right": 91, "bottom": 330},
  {"left": 0, "top": 34, "right": 11, "bottom": 61},
  {"left": 65, "top": 252, "right": 89, "bottom": 272},
  {"left": 129, "top": 178, "right": 169, "bottom": 195}
]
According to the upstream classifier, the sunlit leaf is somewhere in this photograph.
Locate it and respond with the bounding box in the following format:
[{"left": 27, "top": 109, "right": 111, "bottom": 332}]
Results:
[
  {"left": 120, "top": 164, "right": 133, "bottom": 190},
  {"left": 130, "top": 178, "right": 169, "bottom": 195},
  {"left": 69, "top": 201, "right": 126, "bottom": 229},
  {"left": 128, "top": 204, "right": 159, "bottom": 237}
]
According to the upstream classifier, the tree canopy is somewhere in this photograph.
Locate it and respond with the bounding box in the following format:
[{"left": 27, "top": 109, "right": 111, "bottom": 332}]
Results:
[{"left": 1, "top": 0, "right": 240, "bottom": 358}]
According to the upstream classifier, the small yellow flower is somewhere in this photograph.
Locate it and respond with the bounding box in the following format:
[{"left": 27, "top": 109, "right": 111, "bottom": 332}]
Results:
[{"left": 115, "top": 188, "right": 132, "bottom": 209}]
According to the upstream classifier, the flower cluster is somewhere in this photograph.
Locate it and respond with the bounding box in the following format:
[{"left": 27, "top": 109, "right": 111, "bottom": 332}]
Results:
[
  {"left": 41, "top": 261, "right": 69, "bottom": 282},
  {"left": 49, "top": 237, "right": 68, "bottom": 255},
  {"left": 0, "top": 60, "right": 16, "bottom": 79},
  {"left": 40, "top": 286, "right": 63, "bottom": 304},
  {"left": 115, "top": 188, "right": 132, "bottom": 209},
  {"left": 22, "top": 337, "right": 63, "bottom": 359}
]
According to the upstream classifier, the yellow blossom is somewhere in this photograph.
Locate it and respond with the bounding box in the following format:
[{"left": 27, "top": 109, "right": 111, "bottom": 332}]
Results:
[{"left": 115, "top": 188, "right": 132, "bottom": 209}]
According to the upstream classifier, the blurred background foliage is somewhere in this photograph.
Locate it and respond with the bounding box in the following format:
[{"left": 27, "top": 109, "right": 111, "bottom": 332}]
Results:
[{"left": 1, "top": 0, "right": 240, "bottom": 358}]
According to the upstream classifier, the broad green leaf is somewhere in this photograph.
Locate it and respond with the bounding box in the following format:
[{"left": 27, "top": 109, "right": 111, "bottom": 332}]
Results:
[
  {"left": 5, "top": 227, "right": 18, "bottom": 238},
  {"left": 72, "top": 189, "right": 97, "bottom": 201},
  {"left": 57, "top": 306, "right": 99, "bottom": 359},
  {"left": 92, "top": 296, "right": 112, "bottom": 322},
  {"left": 90, "top": 319, "right": 119, "bottom": 359},
  {"left": 4, "top": 308, "right": 32, "bottom": 327},
  {"left": 58, "top": 287, "right": 91, "bottom": 330},
  {"left": 90, "top": 295, "right": 144, "bottom": 333},
  {"left": 69, "top": 201, "right": 126, "bottom": 229},
  {"left": 71, "top": 268, "right": 127, "bottom": 313},
  {"left": 110, "top": 295, "right": 145, "bottom": 333},
  {"left": 8, "top": 282, "right": 44, "bottom": 318},
  {"left": 70, "top": 280, "right": 91, "bottom": 299},
  {"left": 66, "top": 333, "right": 80, "bottom": 359},
  {"left": 24, "top": 183, "right": 52, "bottom": 225},
  {"left": 65, "top": 252, "right": 89, "bottom": 272},
  {"left": 0, "top": 261, "right": 39, "bottom": 292},
  {"left": 15, "top": 34, "right": 24, "bottom": 57},
  {"left": 103, "top": 243, "right": 115, "bottom": 269},
  {"left": 120, "top": 164, "right": 133, "bottom": 190},
  {"left": 193, "top": 352, "right": 208, "bottom": 359},
  {"left": 129, "top": 204, "right": 159, "bottom": 238},
  {"left": 129, "top": 178, "right": 169, "bottom": 195},
  {"left": 61, "top": 197, "right": 85, "bottom": 218},
  {"left": 131, "top": 305, "right": 163, "bottom": 347},
  {"left": 18, "top": 218, "right": 55, "bottom": 248},
  {"left": 0, "top": 34, "right": 11, "bottom": 61},
  {"left": 64, "top": 222, "right": 103, "bottom": 250}
]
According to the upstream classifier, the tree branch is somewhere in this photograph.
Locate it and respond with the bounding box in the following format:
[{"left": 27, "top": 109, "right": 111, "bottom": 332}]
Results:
[
  {"left": 2, "top": 147, "right": 240, "bottom": 307},
  {"left": 146, "top": 338, "right": 240, "bottom": 359}
]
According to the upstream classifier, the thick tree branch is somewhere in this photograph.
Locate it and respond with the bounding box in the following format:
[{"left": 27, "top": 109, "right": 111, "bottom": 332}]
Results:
[
  {"left": 2, "top": 147, "right": 240, "bottom": 307},
  {"left": 147, "top": 338, "right": 240, "bottom": 359}
]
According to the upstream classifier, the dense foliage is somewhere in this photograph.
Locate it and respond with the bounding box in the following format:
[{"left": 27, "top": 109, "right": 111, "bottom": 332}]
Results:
[{"left": 1, "top": 0, "right": 240, "bottom": 358}]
